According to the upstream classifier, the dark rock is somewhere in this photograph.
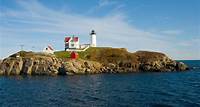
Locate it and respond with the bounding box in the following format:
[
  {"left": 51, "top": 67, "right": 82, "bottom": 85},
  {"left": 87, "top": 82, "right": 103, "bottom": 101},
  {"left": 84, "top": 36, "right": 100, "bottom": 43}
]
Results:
[{"left": 176, "top": 62, "right": 189, "bottom": 71}]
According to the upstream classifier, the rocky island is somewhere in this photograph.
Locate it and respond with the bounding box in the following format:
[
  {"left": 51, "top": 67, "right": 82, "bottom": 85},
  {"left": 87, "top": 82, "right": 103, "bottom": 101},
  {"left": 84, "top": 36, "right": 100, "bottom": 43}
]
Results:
[{"left": 0, "top": 47, "right": 189, "bottom": 75}]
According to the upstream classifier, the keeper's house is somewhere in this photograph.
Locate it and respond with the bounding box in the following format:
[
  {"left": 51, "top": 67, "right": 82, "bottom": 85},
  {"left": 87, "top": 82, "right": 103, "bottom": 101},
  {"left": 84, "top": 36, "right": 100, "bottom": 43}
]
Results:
[
  {"left": 64, "top": 36, "right": 79, "bottom": 50},
  {"left": 64, "top": 30, "right": 97, "bottom": 51}
]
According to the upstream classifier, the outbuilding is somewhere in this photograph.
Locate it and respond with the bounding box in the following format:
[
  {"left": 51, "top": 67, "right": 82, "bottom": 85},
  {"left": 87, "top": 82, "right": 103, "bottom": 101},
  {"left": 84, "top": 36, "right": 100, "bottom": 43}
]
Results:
[
  {"left": 43, "top": 45, "right": 54, "bottom": 54},
  {"left": 70, "top": 51, "right": 79, "bottom": 59},
  {"left": 65, "top": 36, "right": 79, "bottom": 50}
]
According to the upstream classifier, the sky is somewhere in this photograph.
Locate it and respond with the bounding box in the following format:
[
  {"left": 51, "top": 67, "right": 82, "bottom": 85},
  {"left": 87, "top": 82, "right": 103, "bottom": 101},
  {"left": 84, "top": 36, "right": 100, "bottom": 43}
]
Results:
[{"left": 0, "top": 0, "right": 199, "bottom": 60}]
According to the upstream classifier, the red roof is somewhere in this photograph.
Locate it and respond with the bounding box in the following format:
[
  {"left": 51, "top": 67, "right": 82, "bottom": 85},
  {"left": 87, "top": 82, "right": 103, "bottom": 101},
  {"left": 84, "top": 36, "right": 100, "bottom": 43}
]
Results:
[
  {"left": 65, "top": 37, "right": 71, "bottom": 42},
  {"left": 71, "top": 51, "right": 79, "bottom": 59},
  {"left": 65, "top": 36, "right": 79, "bottom": 42},
  {"left": 73, "top": 37, "right": 79, "bottom": 42},
  {"left": 48, "top": 45, "right": 54, "bottom": 51}
]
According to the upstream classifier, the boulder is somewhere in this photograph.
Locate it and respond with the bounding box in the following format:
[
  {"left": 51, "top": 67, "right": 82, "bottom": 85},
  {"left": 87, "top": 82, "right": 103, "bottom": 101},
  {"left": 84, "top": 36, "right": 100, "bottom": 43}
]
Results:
[{"left": 176, "top": 62, "right": 189, "bottom": 71}]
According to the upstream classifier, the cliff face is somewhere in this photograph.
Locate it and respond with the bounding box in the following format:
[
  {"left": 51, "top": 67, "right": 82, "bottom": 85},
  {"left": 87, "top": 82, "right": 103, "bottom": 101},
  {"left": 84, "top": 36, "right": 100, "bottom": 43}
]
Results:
[
  {"left": 0, "top": 52, "right": 61, "bottom": 75},
  {"left": 0, "top": 48, "right": 189, "bottom": 75},
  {"left": 134, "top": 51, "right": 188, "bottom": 72}
]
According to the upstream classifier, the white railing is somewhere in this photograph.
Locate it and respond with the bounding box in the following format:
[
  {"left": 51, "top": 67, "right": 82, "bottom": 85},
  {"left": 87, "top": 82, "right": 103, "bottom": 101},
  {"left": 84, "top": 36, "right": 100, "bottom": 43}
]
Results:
[{"left": 65, "top": 45, "right": 90, "bottom": 52}]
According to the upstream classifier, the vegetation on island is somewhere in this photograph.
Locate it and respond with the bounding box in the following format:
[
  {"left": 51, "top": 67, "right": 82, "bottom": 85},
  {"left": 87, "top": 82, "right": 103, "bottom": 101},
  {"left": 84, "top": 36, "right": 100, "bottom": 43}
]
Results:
[
  {"left": 54, "top": 47, "right": 166, "bottom": 65},
  {"left": 0, "top": 47, "right": 189, "bottom": 75}
]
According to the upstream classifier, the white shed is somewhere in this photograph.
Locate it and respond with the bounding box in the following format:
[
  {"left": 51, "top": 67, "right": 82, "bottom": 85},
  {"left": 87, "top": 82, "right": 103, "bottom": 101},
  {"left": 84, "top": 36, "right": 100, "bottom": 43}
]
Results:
[{"left": 43, "top": 45, "right": 54, "bottom": 54}]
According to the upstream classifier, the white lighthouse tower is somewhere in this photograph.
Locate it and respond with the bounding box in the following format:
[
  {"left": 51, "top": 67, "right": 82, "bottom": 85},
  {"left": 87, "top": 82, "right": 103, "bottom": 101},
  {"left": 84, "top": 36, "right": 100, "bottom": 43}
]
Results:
[{"left": 90, "top": 30, "right": 96, "bottom": 47}]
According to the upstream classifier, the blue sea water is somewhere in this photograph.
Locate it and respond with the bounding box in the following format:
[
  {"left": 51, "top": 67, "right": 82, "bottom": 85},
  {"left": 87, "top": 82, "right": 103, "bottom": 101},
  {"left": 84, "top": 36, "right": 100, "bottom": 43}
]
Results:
[{"left": 0, "top": 60, "right": 200, "bottom": 107}]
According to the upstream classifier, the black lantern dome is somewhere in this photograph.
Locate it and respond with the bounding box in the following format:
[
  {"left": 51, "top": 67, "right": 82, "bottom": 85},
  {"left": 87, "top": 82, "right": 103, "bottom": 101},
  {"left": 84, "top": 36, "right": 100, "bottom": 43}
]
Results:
[{"left": 90, "top": 30, "right": 96, "bottom": 35}]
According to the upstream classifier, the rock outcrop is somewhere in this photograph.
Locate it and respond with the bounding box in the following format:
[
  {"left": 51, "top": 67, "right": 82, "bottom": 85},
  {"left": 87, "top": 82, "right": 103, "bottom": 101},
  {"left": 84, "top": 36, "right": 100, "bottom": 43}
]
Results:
[
  {"left": 0, "top": 49, "right": 189, "bottom": 76},
  {"left": 0, "top": 52, "right": 61, "bottom": 75},
  {"left": 135, "top": 51, "right": 183, "bottom": 72},
  {"left": 60, "top": 59, "right": 103, "bottom": 75}
]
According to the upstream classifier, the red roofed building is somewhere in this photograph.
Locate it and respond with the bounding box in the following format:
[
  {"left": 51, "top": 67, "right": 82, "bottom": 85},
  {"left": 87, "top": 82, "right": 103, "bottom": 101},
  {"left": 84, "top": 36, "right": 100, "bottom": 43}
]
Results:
[
  {"left": 48, "top": 45, "right": 54, "bottom": 51},
  {"left": 65, "top": 36, "right": 79, "bottom": 50},
  {"left": 43, "top": 45, "right": 54, "bottom": 54},
  {"left": 70, "top": 51, "right": 79, "bottom": 59}
]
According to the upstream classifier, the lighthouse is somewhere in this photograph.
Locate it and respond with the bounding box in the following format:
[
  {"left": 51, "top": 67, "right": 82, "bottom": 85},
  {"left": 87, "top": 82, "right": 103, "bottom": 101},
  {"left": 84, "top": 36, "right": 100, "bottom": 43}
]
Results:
[{"left": 90, "top": 30, "right": 96, "bottom": 47}]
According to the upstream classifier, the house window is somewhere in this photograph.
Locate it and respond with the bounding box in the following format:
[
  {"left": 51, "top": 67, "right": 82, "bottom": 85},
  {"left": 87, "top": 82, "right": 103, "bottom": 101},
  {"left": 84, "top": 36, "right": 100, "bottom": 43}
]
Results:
[{"left": 71, "top": 44, "right": 74, "bottom": 47}]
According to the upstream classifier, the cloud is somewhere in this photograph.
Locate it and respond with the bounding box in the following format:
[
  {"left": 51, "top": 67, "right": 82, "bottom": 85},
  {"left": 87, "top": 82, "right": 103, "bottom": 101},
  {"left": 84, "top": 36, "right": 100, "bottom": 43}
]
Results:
[
  {"left": 0, "top": 0, "right": 199, "bottom": 60},
  {"left": 160, "top": 30, "right": 183, "bottom": 35},
  {"left": 86, "top": 0, "right": 119, "bottom": 15},
  {"left": 98, "top": 0, "right": 114, "bottom": 7}
]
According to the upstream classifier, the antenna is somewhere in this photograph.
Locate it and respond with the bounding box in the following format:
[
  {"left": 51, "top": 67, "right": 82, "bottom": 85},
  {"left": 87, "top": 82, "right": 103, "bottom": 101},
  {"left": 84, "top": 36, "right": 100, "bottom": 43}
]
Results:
[
  {"left": 20, "top": 44, "right": 24, "bottom": 51},
  {"left": 31, "top": 46, "right": 35, "bottom": 52}
]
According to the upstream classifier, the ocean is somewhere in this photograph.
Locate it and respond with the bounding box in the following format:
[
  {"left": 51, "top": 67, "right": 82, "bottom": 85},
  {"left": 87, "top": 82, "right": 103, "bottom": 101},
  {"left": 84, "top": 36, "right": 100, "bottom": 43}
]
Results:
[{"left": 0, "top": 60, "right": 200, "bottom": 107}]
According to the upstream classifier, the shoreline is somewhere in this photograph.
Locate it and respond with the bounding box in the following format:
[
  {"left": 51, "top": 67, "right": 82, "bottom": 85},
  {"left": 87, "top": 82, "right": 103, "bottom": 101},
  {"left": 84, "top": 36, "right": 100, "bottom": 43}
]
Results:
[{"left": 0, "top": 47, "right": 189, "bottom": 76}]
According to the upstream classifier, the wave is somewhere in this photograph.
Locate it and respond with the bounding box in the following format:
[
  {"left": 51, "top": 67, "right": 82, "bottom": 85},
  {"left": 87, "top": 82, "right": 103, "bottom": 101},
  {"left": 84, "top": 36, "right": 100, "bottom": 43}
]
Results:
[
  {"left": 191, "top": 67, "right": 200, "bottom": 70},
  {"left": 188, "top": 66, "right": 200, "bottom": 72}
]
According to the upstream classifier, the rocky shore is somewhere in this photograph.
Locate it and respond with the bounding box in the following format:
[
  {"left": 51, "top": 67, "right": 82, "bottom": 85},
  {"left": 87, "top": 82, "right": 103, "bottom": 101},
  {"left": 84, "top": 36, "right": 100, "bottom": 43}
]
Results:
[{"left": 0, "top": 48, "right": 189, "bottom": 75}]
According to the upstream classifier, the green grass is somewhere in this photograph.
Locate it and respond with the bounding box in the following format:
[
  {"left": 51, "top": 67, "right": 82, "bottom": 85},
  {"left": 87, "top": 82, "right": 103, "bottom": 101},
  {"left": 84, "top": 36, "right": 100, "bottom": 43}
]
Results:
[
  {"left": 54, "top": 47, "right": 133, "bottom": 64},
  {"left": 54, "top": 51, "right": 71, "bottom": 58},
  {"left": 54, "top": 47, "right": 107, "bottom": 59},
  {"left": 77, "top": 47, "right": 111, "bottom": 59},
  {"left": 10, "top": 47, "right": 167, "bottom": 66},
  {"left": 54, "top": 47, "right": 119, "bottom": 59},
  {"left": 10, "top": 51, "right": 55, "bottom": 58}
]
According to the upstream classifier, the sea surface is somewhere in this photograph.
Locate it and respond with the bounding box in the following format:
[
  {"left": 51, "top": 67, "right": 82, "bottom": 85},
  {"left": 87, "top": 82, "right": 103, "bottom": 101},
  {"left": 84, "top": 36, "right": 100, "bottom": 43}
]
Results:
[{"left": 0, "top": 60, "right": 200, "bottom": 107}]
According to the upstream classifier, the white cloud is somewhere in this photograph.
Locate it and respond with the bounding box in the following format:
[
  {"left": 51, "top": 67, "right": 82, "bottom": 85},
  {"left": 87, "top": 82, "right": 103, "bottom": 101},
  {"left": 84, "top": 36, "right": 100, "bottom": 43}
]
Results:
[
  {"left": 86, "top": 0, "right": 118, "bottom": 15},
  {"left": 0, "top": 0, "right": 199, "bottom": 60},
  {"left": 160, "top": 30, "right": 183, "bottom": 35},
  {"left": 98, "top": 0, "right": 114, "bottom": 7}
]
